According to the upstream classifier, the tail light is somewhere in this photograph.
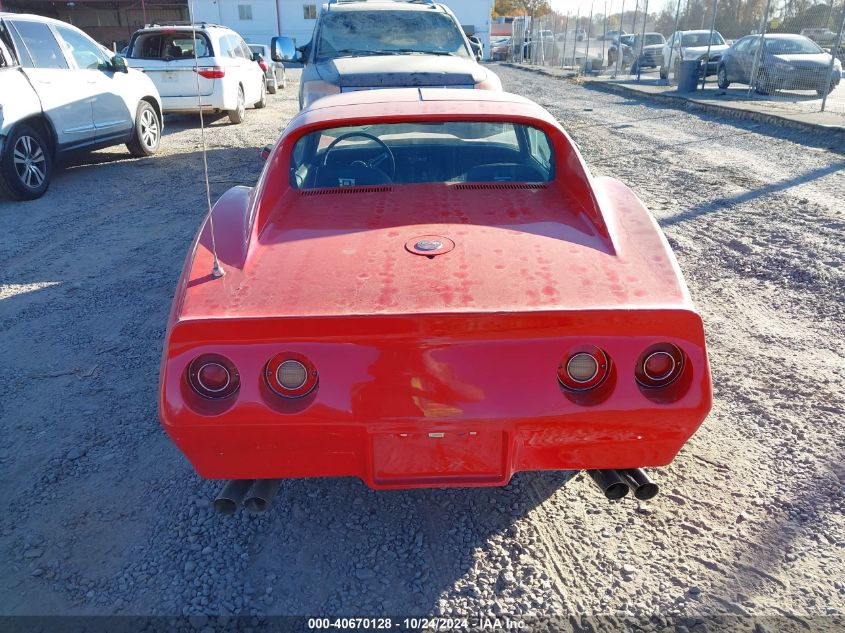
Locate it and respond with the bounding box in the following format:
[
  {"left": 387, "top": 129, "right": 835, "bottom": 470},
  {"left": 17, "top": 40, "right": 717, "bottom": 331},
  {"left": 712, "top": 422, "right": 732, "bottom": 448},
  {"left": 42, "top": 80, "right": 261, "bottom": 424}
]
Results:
[
  {"left": 187, "top": 354, "right": 240, "bottom": 399},
  {"left": 265, "top": 353, "right": 318, "bottom": 398},
  {"left": 558, "top": 346, "right": 610, "bottom": 391},
  {"left": 636, "top": 343, "right": 684, "bottom": 388},
  {"left": 258, "top": 60, "right": 268, "bottom": 71},
  {"left": 195, "top": 66, "right": 225, "bottom": 79}
]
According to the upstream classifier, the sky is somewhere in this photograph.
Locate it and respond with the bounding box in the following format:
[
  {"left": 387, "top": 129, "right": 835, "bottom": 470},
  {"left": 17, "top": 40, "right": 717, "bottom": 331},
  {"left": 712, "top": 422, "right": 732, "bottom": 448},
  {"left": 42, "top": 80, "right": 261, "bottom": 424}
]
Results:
[{"left": 549, "top": 0, "right": 673, "bottom": 15}]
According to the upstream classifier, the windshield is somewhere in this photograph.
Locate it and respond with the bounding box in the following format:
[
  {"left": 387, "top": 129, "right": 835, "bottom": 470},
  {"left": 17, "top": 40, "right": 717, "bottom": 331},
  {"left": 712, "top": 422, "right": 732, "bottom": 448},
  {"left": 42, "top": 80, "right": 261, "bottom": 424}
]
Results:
[
  {"left": 644, "top": 34, "right": 664, "bottom": 45},
  {"left": 291, "top": 121, "right": 554, "bottom": 189},
  {"left": 766, "top": 37, "right": 823, "bottom": 54},
  {"left": 129, "top": 31, "right": 212, "bottom": 59},
  {"left": 681, "top": 32, "right": 725, "bottom": 47},
  {"left": 316, "top": 10, "right": 470, "bottom": 60}
]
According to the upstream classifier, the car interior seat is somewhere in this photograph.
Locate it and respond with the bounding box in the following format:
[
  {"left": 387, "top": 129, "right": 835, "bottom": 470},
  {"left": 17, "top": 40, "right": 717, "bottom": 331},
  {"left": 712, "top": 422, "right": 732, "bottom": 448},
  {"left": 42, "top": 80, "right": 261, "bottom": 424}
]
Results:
[
  {"left": 464, "top": 163, "right": 547, "bottom": 183},
  {"left": 309, "top": 164, "right": 393, "bottom": 188}
]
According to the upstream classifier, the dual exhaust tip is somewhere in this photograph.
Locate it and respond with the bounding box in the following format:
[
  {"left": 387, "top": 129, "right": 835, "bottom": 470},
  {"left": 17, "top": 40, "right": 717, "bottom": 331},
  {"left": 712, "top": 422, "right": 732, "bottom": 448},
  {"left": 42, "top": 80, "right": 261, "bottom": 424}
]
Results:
[
  {"left": 587, "top": 468, "right": 659, "bottom": 501},
  {"left": 213, "top": 479, "right": 281, "bottom": 515},
  {"left": 212, "top": 469, "right": 657, "bottom": 513}
]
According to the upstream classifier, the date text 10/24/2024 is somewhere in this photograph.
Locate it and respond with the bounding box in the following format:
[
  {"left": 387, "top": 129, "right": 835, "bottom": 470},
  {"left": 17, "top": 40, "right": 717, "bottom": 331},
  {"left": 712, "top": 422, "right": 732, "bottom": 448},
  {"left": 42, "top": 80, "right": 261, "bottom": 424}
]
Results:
[{"left": 307, "top": 617, "right": 527, "bottom": 630}]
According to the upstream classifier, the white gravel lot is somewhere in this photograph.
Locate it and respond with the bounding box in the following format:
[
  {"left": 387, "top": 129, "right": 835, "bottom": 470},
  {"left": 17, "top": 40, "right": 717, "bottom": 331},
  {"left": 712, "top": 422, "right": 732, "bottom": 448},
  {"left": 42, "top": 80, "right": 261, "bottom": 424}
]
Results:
[{"left": 0, "top": 65, "right": 843, "bottom": 631}]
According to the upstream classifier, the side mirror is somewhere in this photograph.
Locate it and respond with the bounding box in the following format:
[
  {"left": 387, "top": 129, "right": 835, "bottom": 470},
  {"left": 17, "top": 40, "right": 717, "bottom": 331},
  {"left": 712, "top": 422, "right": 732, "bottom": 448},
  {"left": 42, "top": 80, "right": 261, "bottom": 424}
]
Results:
[
  {"left": 111, "top": 55, "right": 128, "bottom": 73},
  {"left": 261, "top": 143, "right": 273, "bottom": 161},
  {"left": 270, "top": 36, "right": 297, "bottom": 62},
  {"left": 470, "top": 41, "right": 482, "bottom": 59}
]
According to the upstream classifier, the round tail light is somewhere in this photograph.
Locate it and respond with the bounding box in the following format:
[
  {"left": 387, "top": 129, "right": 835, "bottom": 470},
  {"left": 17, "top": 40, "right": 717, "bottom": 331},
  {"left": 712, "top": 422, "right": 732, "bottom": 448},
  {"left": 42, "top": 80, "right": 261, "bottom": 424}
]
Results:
[
  {"left": 636, "top": 343, "right": 684, "bottom": 388},
  {"left": 558, "top": 347, "right": 610, "bottom": 391},
  {"left": 187, "top": 354, "right": 240, "bottom": 399},
  {"left": 265, "top": 353, "right": 318, "bottom": 398}
]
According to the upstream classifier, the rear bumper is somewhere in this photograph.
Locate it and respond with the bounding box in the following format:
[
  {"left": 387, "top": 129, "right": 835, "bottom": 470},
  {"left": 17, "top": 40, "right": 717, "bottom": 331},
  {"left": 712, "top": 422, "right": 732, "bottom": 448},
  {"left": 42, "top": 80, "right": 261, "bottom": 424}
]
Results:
[
  {"left": 165, "top": 418, "right": 702, "bottom": 490},
  {"left": 161, "top": 94, "right": 226, "bottom": 113},
  {"left": 160, "top": 310, "right": 712, "bottom": 489}
]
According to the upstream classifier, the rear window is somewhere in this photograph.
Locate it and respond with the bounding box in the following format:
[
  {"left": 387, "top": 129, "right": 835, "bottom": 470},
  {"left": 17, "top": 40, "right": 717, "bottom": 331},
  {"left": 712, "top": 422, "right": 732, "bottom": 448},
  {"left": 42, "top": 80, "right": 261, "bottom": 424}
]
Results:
[
  {"left": 128, "top": 31, "right": 212, "bottom": 59},
  {"left": 290, "top": 121, "right": 554, "bottom": 190},
  {"left": 681, "top": 32, "right": 725, "bottom": 47},
  {"left": 765, "top": 37, "right": 822, "bottom": 55},
  {"left": 316, "top": 10, "right": 470, "bottom": 60}
]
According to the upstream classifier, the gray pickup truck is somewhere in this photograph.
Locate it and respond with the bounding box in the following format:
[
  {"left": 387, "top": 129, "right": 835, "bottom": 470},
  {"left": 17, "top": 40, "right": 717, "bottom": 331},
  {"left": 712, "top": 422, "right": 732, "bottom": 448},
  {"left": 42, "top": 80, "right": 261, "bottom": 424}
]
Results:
[{"left": 271, "top": 0, "right": 501, "bottom": 109}]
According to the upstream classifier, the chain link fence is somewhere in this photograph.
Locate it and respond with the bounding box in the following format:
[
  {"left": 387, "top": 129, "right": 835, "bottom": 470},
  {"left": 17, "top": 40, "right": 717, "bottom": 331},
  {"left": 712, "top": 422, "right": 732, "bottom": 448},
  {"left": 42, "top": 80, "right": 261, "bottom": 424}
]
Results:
[{"left": 505, "top": 0, "right": 845, "bottom": 120}]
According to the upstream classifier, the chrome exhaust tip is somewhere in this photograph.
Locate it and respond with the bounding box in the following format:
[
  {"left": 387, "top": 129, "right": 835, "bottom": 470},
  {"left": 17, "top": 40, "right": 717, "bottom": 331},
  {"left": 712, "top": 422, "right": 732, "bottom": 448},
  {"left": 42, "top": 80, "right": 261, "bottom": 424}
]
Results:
[
  {"left": 621, "top": 468, "right": 659, "bottom": 501},
  {"left": 587, "top": 469, "right": 630, "bottom": 500},
  {"left": 243, "top": 479, "right": 282, "bottom": 514},
  {"left": 212, "top": 479, "right": 254, "bottom": 515}
]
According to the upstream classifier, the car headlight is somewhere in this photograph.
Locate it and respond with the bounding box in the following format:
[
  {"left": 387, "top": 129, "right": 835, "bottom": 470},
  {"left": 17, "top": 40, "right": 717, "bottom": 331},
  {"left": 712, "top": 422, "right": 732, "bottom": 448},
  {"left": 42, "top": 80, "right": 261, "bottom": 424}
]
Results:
[{"left": 302, "top": 80, "right": 341, "bottom": 108}]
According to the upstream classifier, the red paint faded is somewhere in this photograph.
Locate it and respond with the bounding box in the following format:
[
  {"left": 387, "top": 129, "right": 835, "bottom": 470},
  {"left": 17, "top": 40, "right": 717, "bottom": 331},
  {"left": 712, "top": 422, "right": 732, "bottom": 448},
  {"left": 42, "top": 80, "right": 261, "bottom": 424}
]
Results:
[{"left": 159, "top": 89, "right": 712, "bottom": 489}]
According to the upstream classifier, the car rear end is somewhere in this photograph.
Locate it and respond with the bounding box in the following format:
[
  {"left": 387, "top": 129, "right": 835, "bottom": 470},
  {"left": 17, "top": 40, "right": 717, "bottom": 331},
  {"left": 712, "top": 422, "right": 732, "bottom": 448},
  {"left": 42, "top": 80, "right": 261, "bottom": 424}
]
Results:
[
  {"left": 248, "top": 44, "right": 275, "bottom": 88},
  {"left": 162, "top": 307, "right": 710, "bottom": 489},
  {"left": 126, "top": 27, "right": 225, "bottom": 112}
]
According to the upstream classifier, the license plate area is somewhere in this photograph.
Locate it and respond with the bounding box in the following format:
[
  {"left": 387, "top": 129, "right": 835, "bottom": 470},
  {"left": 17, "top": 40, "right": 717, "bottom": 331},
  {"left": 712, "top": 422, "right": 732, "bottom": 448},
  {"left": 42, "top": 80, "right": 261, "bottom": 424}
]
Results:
[{"left": 372, "top": 431, "right": 507, "bottom": 486}]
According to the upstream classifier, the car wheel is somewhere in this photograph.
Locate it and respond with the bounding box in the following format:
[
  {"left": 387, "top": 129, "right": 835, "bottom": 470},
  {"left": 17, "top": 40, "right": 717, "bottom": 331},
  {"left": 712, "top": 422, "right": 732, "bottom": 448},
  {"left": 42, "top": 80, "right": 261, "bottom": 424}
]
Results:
[
  {"left": 228, "top": 86, "right": 246, "bottom": 124},
  {"left": 255, "top": 81, "right": 267, "bottom": 109},
  {"left": 267, "top": 77, "right": 277, "bottom": 95},
  {"left": 816, "top": 76, "right": 836, "bottom": 96},
  {"left": 280, "top": 70, "right": 287, "bottom": 89},
  {"left": 659, "top": 64, "right": 668, "bottom": 79},
  {"left": 717, "top": 65, "right": 730, "bottom": 89},
  {"left": 755, "top": 68, "right": 772, "bottom": 95},
  {"left": 126, "top": 100, "right": 161, "bottom": 157},
  {"left": 0, "top": 123, "right": 52, "bottom": 201}
]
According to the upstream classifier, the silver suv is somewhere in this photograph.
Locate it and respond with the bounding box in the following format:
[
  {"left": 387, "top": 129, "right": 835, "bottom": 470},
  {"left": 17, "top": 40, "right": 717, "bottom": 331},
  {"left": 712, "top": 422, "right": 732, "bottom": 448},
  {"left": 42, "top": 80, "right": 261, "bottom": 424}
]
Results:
[
  {"left": 0, "top": 13, "right": 163, "bottom": 200},
  {"left": 271, "top": 0, "right": 501, "bottom": 109}
]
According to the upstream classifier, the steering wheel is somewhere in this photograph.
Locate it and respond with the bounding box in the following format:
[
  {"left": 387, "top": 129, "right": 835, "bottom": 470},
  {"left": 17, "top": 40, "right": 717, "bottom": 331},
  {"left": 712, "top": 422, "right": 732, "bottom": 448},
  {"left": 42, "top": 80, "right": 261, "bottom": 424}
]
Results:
[{"left": 322, "top": 132, "right": 396, "bottom": 181}]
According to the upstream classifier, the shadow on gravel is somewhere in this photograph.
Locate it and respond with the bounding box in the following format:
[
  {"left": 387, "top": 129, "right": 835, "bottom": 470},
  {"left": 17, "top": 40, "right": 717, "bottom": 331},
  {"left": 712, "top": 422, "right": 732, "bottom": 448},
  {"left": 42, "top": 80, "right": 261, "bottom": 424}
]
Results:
[{"left": 662, "top": 160, "right": 845, "bottom": 227}]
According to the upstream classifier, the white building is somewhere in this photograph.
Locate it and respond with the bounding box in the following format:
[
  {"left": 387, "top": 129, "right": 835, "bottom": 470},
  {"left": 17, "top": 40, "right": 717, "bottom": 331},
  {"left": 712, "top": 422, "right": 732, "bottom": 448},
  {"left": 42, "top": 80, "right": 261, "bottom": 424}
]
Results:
[{"left": 189, "top": 0, "right": 494, "bottom": 57}]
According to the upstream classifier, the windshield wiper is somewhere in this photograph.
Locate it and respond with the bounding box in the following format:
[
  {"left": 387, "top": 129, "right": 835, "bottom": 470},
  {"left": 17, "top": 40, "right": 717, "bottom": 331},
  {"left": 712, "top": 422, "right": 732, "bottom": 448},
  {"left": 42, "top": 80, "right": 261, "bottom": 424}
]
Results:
[
  {"left": 331, "top": 49, "right": 395, "bottom": 57},
  {"left": 392, "top": 49, "right": 458, "bottom": 56}
]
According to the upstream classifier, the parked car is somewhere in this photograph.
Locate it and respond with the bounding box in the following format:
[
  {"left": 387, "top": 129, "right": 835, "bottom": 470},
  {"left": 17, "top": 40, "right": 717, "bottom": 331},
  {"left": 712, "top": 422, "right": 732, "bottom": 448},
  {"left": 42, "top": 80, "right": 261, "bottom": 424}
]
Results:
[
  {"left": 270, "top": 0, "right": 501, "bottom": 109},
  {"left": 600, "top": 29, "right": 626, "bottom": 42},
  {"left": 467, "top": 35, "right": 483, "bottom": 61},
  {"left": 660, "top": 29, "right": 728, "bottom": 79},
  {"left": 800, "top": 28, "right": 837, "bottom": 46},
  {"left": 0, "top": 13, "right": 162, "bottom": 200},
  {"left": 125, "top": 23, "right": 266, "bottom": 124},
  {"left": 159, "top": 87, "right": 712, "bottom": 510},
  {"left": 608, "top": 32, "right": 666, "bottom": 70},
  {"left": 576, "top": 28, "right": 587, "bottom": 41},
  {"left": 248, "top": 43, "right": 286, "bottom": 93},
  {"left": 490, "top": 36, "right": 511, "bottom": 61},
  {"left": 717, "top": 33, "right": 842, "bottom": 96}
]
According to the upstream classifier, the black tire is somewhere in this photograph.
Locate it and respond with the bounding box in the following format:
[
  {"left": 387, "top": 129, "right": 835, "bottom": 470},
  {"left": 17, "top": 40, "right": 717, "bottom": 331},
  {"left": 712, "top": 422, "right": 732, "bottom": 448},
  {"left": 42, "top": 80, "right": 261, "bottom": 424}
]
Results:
[
  {"left": 126, "top": 100, "right": 161, "bottom": 157},
  {"left": 254, "top": 81, "right": 266, "bottom": 109},
  {"left": 755, "top": 69, "right": 772, "bottom": 95},
  {"left": 816, "top": 77, "right": 836, "bottom": 96},
  {"left": 0, "top": 123, "right": 52, "bottom": 201},
  {"left": 267, "top": 78, "right": 277, "bottom": 95},
  {"left": 717, "top": 65, "right": 730, "bottom": 89},
  {"left": 228, "top": 86, "right": 246, "bottom": 124},
  {"left": 279, "top": 69, "right": 287, "bottom": 90},
  {"left": 659, "top": 64, "right": 668, "bottom": 79}
]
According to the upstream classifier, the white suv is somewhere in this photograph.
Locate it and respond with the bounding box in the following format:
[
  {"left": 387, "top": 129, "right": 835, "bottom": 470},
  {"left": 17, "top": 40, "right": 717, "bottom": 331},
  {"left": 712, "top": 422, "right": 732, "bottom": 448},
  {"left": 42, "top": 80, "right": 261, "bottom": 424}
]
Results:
[
  {"left": 126, "top": 23, "right": 266, "bottom": 124},
  {"left": 0, "top": 13, "right": 163, "bottom": 200}
]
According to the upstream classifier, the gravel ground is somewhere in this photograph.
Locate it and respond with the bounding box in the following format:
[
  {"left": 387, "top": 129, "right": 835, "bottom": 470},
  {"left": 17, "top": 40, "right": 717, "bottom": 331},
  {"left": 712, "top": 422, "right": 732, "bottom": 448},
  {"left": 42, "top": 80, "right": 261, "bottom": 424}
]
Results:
[{"left": 1, "top": 66, "right": 843, "bottom": 630}]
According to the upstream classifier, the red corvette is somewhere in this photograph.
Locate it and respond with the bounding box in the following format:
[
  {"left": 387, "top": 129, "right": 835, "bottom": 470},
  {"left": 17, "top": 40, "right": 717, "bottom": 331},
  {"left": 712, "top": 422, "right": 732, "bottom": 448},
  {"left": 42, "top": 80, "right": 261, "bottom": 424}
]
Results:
[{"left": 159, "top": 89, "right": 712, "bottom": 513}]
